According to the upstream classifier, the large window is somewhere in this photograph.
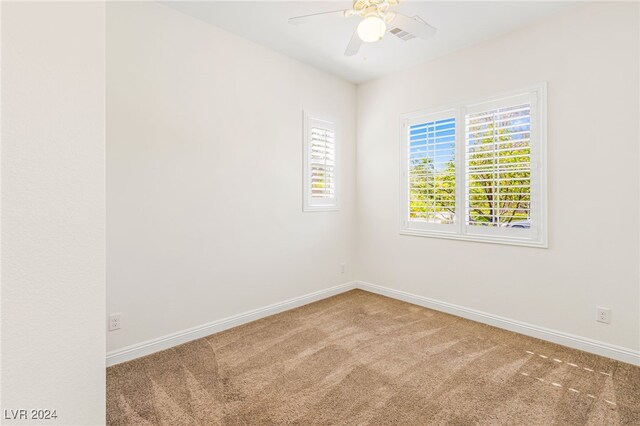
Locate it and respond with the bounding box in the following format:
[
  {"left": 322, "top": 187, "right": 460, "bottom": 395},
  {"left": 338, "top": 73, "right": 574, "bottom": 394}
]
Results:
[
  {"left": 303, "top": 112, "right": 338, "bottom": 211},
  {"left": 400, "top": 85, "right": 547, "bottom": 247}
]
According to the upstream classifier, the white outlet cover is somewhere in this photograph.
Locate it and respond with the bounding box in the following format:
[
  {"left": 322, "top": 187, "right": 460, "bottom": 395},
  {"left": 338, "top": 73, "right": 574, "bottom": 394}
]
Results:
[
  {"left": 109, "top": 313, "right": 122, "bottom": 331},
  {"left": 596, "top": 307, "right": 611, "bottom": 324}
]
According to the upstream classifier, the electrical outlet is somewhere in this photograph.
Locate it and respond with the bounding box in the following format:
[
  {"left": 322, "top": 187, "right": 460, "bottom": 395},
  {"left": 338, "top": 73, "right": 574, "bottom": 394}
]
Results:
[
  {"left": 596, "top": 307, "right": 611, "bottom": 324},
  {"left": 109, "top": 313, "right": 122, "bottom": 331},
  {"left": 340, "top": 263, "right": 346, "bottom": 274}
]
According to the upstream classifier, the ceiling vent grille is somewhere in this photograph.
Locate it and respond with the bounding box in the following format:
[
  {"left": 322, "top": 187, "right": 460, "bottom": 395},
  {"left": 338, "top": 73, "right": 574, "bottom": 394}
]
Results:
[{"left": 389, "top": 27, "right": 416, "bottom": 41}]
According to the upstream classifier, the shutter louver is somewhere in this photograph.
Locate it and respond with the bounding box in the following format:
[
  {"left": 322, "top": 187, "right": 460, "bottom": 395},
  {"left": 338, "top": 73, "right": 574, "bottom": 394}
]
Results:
[
  {"left": 465, "top": 103, "right": 531, "bottom": 227},
  {"left": 310, "top": 127, "right": 336, "bottom": 200},
  {"left": 408, "top": 117, "right": 456, "bottom": 224}
]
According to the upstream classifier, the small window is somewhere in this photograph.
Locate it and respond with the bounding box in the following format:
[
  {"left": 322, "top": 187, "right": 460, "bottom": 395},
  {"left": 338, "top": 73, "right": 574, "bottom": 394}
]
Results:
[
  {"left": 303, "top": 112, "right": 337, "bottom": 211},
  {"left": 400, "top": 85, "right": 547, "bottom": 247}
]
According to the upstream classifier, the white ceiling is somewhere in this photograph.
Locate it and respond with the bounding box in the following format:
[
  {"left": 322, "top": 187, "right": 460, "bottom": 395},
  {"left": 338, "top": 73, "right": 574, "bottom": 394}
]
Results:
[{"left": 162, "top": 1, "right": 577, "bottom": 83}]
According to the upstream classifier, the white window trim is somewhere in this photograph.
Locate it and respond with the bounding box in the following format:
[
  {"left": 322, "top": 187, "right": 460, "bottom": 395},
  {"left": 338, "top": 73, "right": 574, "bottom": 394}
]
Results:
[
  {"left": 303, "top": 111, "right": 339, "bottom": 212},
  {"left": 399, "top": 83, "right": 547, "bottom": 248}
]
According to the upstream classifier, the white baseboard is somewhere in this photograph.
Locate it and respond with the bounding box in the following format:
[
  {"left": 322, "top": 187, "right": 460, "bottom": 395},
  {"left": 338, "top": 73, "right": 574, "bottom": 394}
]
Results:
[
  {"left": 357, "top": 281, "right": 640, "bottom": 366},
  {"left": 107, "top": 279, "right": 639, "bottom": 367},
  {"left": 106, "top": 281, "right": 357, "bottom": 367}
]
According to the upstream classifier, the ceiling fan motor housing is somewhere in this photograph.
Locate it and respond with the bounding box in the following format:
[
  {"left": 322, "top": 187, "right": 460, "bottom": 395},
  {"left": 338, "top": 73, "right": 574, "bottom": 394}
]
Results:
[{"left": 352, "top": 0, "right": 399, "bottom": 22}]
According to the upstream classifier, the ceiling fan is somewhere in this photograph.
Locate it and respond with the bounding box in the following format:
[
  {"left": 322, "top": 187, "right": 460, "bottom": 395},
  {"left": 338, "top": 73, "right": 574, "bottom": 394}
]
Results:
[{"left": 288, "top": 0, "right": 437, "bottom": 57}]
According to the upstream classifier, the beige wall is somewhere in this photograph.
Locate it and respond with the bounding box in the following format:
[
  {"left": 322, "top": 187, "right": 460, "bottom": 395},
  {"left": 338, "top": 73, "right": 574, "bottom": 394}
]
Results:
[
  {"left": 1, "top": 2, "right": 106, "bottom": 424},
  {"left": 355, "top": 3, "right": 640, "bottom": 352},
  {"left": 106, "top": 2, "right": 356, "bottom": 352}
]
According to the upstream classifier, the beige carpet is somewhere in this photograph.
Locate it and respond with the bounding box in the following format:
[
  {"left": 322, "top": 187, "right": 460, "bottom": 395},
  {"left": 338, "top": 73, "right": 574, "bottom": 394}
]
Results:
[{"left": 107, "top": 290, "right": 640, "bottom": 425}]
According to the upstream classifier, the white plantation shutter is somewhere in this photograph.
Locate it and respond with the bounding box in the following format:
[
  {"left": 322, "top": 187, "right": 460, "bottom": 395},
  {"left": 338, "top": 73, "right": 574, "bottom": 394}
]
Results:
[
  {"left": 400, "top": 86, "right": 546, "bottom": 247},
  {"left": 463, "top": 91, "right": 542, "bottom": 243},
  {"left": 310, "top": 127, "right": 336, "bottom": 199},
  {"left": 465, "top": 97, "right": 532, "bottom": 228},
  {"left": 404, "top": 110, "right": 457, "bottom": 232},
  {"left": 304, "top": 114, "right": 338, "bottom": 211}
]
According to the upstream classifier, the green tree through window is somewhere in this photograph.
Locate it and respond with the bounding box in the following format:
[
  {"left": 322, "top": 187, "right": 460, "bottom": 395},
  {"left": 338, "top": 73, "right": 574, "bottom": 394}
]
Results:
[
  {"left": 409, "top": 118, "right": 456, "bottom": 224},
  {"left": 465, "top": 104, "right": 531, "bottom": 226}
]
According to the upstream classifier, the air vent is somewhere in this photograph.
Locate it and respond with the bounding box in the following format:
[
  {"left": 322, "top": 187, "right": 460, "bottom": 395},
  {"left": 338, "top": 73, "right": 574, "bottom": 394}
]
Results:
[{"left": 389, "top": 27, "right": 416, "bottom": 41}]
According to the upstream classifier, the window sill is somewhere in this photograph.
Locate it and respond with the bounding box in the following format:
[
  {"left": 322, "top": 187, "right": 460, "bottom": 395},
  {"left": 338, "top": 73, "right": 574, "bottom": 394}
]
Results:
[
  {"left": 303, "top": 206, "right": 339, "bottom": 212},
  {"left": 399, "top": 228, "right": 547, "bottom": 248}
]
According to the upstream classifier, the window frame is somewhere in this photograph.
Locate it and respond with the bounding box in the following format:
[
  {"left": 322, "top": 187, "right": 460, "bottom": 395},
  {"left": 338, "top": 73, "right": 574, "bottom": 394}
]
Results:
[
  {"left": 399, "top": 84, "right": 547, "bottom": 248},
  {"left": 303, "top": 111, "right": 339, "bottom": 212}
]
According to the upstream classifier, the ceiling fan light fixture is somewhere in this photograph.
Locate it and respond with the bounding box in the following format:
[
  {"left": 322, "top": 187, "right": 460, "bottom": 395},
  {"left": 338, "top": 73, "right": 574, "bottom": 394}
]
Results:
[{"left": 357, "top": 16, "right": 386, "bottom": 42}]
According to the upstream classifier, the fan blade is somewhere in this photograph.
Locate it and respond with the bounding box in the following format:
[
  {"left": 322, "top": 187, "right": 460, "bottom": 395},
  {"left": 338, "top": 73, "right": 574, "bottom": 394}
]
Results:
[
  {"left": 288, "top": 10, "right": 348, "bottom": 25},
  {"left": 391, "top": 13, "right": 437, "bottom": 40},
  {"left": 344, "top": 30, "right": 362, "bottom": 56}
]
